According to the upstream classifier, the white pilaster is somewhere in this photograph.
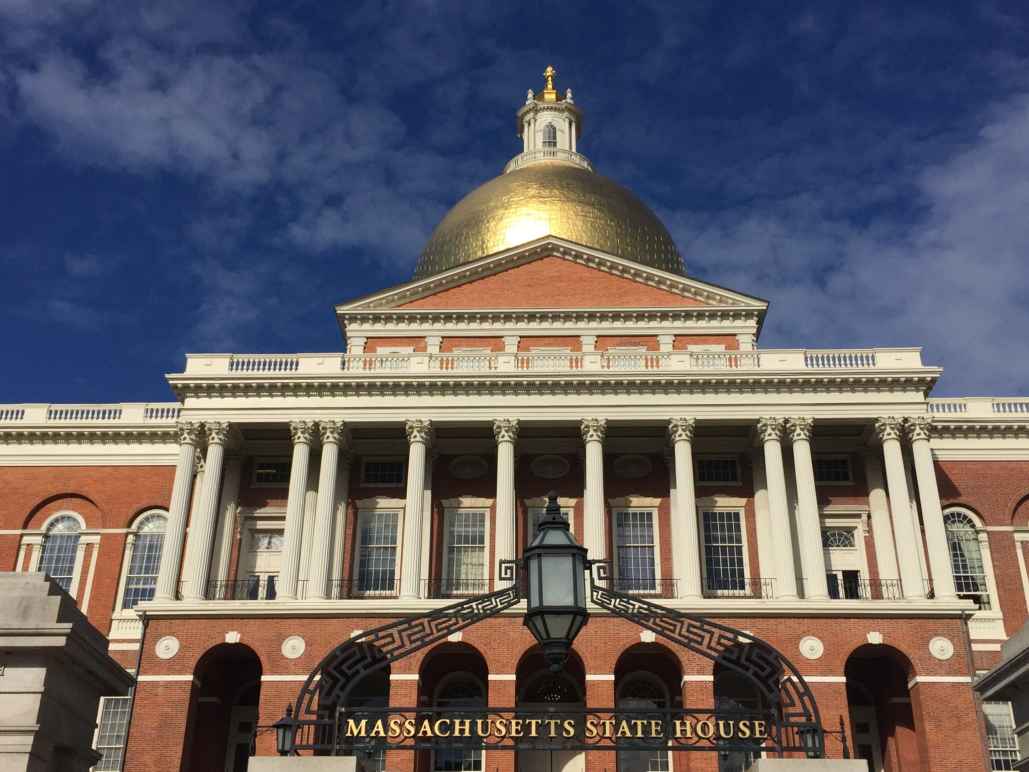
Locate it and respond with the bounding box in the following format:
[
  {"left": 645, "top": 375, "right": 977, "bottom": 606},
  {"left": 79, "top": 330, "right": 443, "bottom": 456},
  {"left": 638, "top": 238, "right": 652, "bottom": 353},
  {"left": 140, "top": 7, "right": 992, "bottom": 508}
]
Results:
[
  {"left": 278, "top": 420, "right": 315, "bottom": 600},
  {"left": 787, "top": 418, "right": 828, "bottom": 600},
  {"left": 308, "top": 421, "right": 348, "bottom": 600},
  {"left": 155, "top": 422, "right": 201, "bottom": 601},
  {"left": 876, "top": 417, "right": 926, "bottom": 599},
  {"left": 401, "top": 419, "right": 433, "bottom": 600},
  {"left": 863, "top": 451, "right": 900, "bottom": 585},
  {"left": 180, "top": 422, "right": 229, "bottom": 601},
  {"left": 581, "top": 418, "right": 608, "bottom": 563},
  {"left": 493, "top": 419, "right": 519, "bottom": 586},
  {"left": 757, "top": 418, "right": 798, "bottom": 599},
  {"left": 907, "top": 417, "right": 958, "bottom": 601},
  {"left": 668, "top": 418, "right": 702, "bottom": 599}
]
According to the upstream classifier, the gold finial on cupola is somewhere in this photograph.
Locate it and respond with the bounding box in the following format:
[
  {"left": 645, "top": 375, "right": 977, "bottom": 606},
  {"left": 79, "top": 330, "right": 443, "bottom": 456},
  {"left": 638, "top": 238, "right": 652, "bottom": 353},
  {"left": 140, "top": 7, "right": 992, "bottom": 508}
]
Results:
[{"left": 540, "top": 64, "right": 560, "bottom": 102}]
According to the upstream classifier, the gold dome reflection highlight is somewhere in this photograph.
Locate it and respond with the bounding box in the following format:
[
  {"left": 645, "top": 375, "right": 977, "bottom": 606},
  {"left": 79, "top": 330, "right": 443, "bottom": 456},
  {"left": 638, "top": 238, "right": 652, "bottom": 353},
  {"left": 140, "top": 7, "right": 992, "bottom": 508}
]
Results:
[{"left": 414, "top": 161, "right": 683, "bottom": 279}]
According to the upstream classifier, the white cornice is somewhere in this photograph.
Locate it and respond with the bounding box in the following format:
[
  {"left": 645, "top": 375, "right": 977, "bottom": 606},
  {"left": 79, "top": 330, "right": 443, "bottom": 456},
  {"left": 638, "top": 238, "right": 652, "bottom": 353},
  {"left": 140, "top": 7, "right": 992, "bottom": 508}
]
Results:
[{"left": 0, "top": 427, "right": 178, "bottom": 445}]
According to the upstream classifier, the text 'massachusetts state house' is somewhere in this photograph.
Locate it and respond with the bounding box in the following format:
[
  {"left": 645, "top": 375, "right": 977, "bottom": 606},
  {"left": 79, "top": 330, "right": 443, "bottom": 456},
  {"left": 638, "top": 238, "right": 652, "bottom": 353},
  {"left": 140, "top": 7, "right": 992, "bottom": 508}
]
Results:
[{"left": 2, "top": 67, "right": 1027, "bottom": 772}]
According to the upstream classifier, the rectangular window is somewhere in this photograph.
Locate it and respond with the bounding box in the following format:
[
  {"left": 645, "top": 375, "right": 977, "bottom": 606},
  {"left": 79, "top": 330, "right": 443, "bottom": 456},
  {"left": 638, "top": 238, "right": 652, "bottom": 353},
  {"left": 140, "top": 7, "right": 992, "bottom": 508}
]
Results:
[
  {"left": 443, "top": 511, "right": 487, "bottom": 595},
  {"left": 702, "top": 510, "right": 746, "bottom": 593},
  {"left": 696, "top": 457, "right": 740, "bottom": 484},
  {"left": 39, "top": 534, "right": 79, "bottom": 592},
  {"left": 122, "top": 532, "right": 164, "bottom": 609},
  {"left": 614, "top": 510, "right": 657, "bottom": 592},
  {"left": 826, "top": 570, "right": 862, "bottom": 600},
  {"left": 356, "top": 511, "right": 399, "bottom": 595},
  {"left": 93, "top": 696, "right": 131, "bottom": 771},
  {"left": 361, "top": 459, "right": 405, "bottom": 486},
  {"left": 527, "top": 507, "right": 572, "bottom": 539},
  {"left": 814, "top": 456, "right": 852, "bottom": 483},
  {"left": 252, "top": 458, "right": 290, "bottom": 486},
  {"left": 984, "top": 701, "right": 1018, "bottom": 770}
]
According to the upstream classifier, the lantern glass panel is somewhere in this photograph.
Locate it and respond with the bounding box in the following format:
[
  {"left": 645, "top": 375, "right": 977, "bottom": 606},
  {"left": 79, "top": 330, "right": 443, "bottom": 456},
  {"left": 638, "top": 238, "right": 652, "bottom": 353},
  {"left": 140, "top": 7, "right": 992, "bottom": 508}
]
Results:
[
  {"left": 527, "top": 554, "right": 542, "bottom": 607},
  {"left": 545, "top": 613, "right": 574, "bottom": 639},
  {"left": 542, "top": 554, "right": 575, "bottom": 606}
]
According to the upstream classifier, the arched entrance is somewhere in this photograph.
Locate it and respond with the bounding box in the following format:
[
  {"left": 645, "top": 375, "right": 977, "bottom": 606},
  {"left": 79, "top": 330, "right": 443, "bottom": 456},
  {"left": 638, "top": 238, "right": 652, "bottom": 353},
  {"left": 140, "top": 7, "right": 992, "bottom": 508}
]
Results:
[
  {"left": 714, "top": 645, "right": 775, "bottom": 772},
  {"left": 184, "top": 643, "right": 262, "bottom": 772},
  {"left": 517, "top": 647, "right": 586, "bottom": 772},
  {"left": 318, "top": 643, "right": 390, "bottom": 769},
  {"left": 845, "top": 645, "right": 920, "bottom": 772},
  {"left": 615, "top": 643, "right": 683, "bottom": 772},
  {"left": 418, "top": 643, "right": 489, "bottom": 772}
]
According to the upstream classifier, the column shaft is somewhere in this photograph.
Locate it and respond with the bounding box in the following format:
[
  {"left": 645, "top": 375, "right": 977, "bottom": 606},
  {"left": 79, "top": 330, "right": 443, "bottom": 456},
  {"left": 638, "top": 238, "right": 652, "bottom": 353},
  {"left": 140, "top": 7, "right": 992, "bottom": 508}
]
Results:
[
  {"left": 278, "top": 421, "right": 314, "bottom": 600},
  {"left": 308, "top": 421, "right": 347, "bottom": 600},
  {"left": 669, "top": 418, "right": 702, "bottom": 599},
  {"left": 788, "top": 418, "right": 828, "bottom": 599},
  {"left": 155, "top": 423, "right": 200, "bottom": 601},
  {"left": 581, "top": 419, "right": 608, "bottom": 563},
  {"left": 758, "top": 418, "right": 798, "bottom": 599},
  {"left": 494, "top": 420, "right": 519, "bottom": 586},
  {"left": 181, "top": 423, "right": 229, "bottom": 601},
  {"left": 909, "top": 418, "right": 957, "bottom": 600},
  {"left": 876, "top": 418, "right": 926, "bottom": 599},
  {"left": 401, "top": 420, "right": 432, "bottom": 599},
  {"left": 863, "top": 452, "right": 900, "bottom": 585}
]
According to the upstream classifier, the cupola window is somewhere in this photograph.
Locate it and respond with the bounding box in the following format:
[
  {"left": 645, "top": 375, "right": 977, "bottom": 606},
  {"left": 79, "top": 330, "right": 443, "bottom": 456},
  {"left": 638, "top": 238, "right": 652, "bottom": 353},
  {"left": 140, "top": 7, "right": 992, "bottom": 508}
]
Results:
[{"left": 542, "top": 122, "right": 557, "bottom": 148}]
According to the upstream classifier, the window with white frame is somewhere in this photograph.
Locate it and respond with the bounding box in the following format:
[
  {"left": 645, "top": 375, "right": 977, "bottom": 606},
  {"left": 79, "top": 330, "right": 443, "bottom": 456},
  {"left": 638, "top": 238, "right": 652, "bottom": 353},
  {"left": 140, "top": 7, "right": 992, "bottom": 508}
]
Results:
[
  {"left": 527, "top": 505, "right": 572, "bottom": 539},
  {"left": 696, "top": 457, "right": 740, "bottom": 484},
  {"left": 355, "top": 510, "right": 400, "bottom": 594},
  {"left": 944, "top": 510, "right": 992, "bottom": 610},
  {"left": 38, "top": 515, "right": 81, "bottom": 592},
  {"left": 443, "top": 510, "right": 487, "bottom": 594},
  {"left": 702, "top": 510, "right": 746, "bottom": 593},
  {"left": 614, "top": 510, "right": 657, "bottom": 592},
  {"left": 814, "top": 456, "right": 852, "bottom": 484},
  {"left": 361, "top": 459, "right": 405, "bottom": 486},
  {"left": 93, "top": 695, "right": 131, "bottom": 771},
  {"left": 542, "top": 122, "right": 557, "bottom": 148},
  {"left": 821, "top": 525, "right": 863, "bottom": 599},
  {"left": 984, "top": 701, "right": 1018, "bottom": 770},
  {"left": 122, "top": 511, "right": 166, "bottom": 609}
]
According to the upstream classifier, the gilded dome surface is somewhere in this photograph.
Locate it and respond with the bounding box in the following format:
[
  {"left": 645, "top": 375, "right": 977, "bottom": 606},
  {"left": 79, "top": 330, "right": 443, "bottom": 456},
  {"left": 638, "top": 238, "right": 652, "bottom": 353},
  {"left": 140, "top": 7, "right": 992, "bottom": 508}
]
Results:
[{"left": 414, "top": 161, "right": 684, "bottom": 279}]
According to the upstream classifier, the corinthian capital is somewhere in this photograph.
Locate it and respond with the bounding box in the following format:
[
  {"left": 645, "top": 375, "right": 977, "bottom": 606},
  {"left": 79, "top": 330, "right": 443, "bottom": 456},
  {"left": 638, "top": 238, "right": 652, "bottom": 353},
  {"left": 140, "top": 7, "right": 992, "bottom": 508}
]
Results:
[
  {"left": 405, "top": 418, "right": 434, "bottom": 445},
  {"left": 176, "top": 420, "right": 201, "bottom": 446},
  {"left": 874, "top": 417, "right": 904, "bottom": 443},
  {"left": 668, "top": 417, "right": 696, "bottom": 444},
  {"left": 493, "top": 418, "right": 520, "bottom": 444},
  {"left": 289, "top": 420, "right": 316, "bottom": 445},
  {"left": 205, "top": 421, "right": 230, "bottom": 446},
  {"left": 319, "top": 419, "right": 348, "bottom": 446},
  {"left": 580, "top": 418, "right": 608, "bottom": 443},
  {"left": 756, "top": 417, "right": 785, "bottom": 443},
  {"left": 786, "top": 417, "right": 814, "bottom": 442},
  {"left": 905, "top": 416, "right": 933, "bottom": 442}
]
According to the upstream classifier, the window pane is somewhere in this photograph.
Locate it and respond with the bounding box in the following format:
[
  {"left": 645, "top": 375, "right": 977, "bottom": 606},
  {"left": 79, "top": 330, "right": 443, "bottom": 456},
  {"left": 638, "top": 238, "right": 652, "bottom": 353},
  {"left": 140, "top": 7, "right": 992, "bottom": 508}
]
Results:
[
  {"left": 703, "top": 511, "right": 745, "bottom": 591},
  {"left": 362, "top": 461, "right": 405, "bottom": 485},
  {"left": 985, "top": 702, "right": 1017, "bottom": 770},
  {"left": 445, "top": 511, "right": 486, "bottom": 593},
  {"left": 358, "top": 511, "right": 398, "bottom": 593},
  {"left": 945, "top": 512, "right": 991, "bottom": 610},
  {"left": 814, "top": 457, "right": 851, "bottom": 483},
  {"left": 39, "top": 516, "right": 81, "bottom": 592},
  {"left": 696, "top": 458, "right": 739, "bottom": 483},
  {"left": 123, "top": 531, "right": 164, "bottom": 609},
  {"left": 94, "top": 696, "right": 131, "bottom": 771},
  {"left": 615, "top": 510, "right": 656, "bottom": 591}
]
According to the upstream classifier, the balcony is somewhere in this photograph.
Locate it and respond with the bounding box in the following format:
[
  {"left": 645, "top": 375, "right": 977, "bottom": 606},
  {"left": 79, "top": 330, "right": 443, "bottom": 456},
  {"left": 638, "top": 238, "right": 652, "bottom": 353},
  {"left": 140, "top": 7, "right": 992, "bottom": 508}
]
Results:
[
  {"left": 825, "top": 578, "right": 904, "bottom": 601},
  {"left": 503, "top": 148, "right": 593, "bottom": 173},
  {"left": 0, "top": 402, "right": 181, "bottom": 426},
  {"left": 608, "top": 578, "right": 679, "bottom": 597},
  {"left": 195, "top": 577, "right": 290, "bottom": 601},
  {"left": 702, "top": 577, "right": 775, "bottom": 599}
]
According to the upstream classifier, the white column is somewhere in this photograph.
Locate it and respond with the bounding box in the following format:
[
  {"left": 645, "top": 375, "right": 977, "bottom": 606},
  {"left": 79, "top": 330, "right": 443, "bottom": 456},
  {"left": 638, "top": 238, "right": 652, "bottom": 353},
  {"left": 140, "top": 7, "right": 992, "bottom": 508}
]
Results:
[
  {"left": 668, "top": 418, "right": 702, "bottom": 599},
  {"left": 278, "top": 420, "right": 315, "bottom": 600},
  {"left": 493, "top": 419, "right": 519, "bottom": 586},
  {"left": 401, "top": 419, "right": 433, "bottom": 599},
  {"left": 210, "top": 456, "right": 242, "bottom": 583},
  {"left": 787, "top": 418, "right": 829, "bottom": 600},
  {"left": 863, "top": 451, "right": 900, "bottom": 586},
  {"left": 875, "top": 417, "right": 926, "bottom": 599},
  {"left": 180, "top": 422, "right": 229, "bottom": 601},
  {"left": 308, "top": 421, "right": 348, "bottom": 600},
  {"left": 757, "top": 418, "right": 798, "bottom": 599},
  {"left": 908, "top": 417, "right": 958, "bottom": 601},
  {"left": 155, "top": 422, "right": 201, "bottom": 601},
  {"left": 581, "top": 418, "right": 608, "bottom": 563}
]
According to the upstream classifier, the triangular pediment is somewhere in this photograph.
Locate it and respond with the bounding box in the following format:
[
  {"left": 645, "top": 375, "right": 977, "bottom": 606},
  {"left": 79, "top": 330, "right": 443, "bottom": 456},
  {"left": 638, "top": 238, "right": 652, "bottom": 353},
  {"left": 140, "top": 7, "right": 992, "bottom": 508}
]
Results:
[{"left": 337, "top": 237, "right": 766, "bottom": 313}]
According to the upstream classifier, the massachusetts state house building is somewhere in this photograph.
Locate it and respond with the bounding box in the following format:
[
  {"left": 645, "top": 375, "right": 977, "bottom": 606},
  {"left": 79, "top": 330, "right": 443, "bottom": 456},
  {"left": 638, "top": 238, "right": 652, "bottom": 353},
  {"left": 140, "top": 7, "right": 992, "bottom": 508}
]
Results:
[{"left": 2, "top": 69, "right": 1028, "bottom": 772}]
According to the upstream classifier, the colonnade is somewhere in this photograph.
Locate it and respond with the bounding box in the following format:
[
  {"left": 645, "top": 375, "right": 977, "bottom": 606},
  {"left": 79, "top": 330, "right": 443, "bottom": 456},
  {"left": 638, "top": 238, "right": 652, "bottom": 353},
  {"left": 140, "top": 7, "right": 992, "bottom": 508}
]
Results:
[{"left": 153, "top": 415, "right": 956, "bottom": 603}]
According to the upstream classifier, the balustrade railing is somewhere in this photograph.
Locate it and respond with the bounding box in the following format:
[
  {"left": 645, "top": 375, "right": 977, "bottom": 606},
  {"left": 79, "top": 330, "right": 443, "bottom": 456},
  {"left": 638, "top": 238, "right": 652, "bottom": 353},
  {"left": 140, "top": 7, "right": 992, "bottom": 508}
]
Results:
[
  {"left": 824, "top": 578, "right": 904, "bottom": 601},
  {"left": 229, "top": 354, "right": 300, "bottom": 373},
  {"left": 804, "top": 350, "right": 877, "bottom": 368},
  {"left": 701, "top": 577, "right": 775, "bottom": 599},
  {"left": 0, "top": 402, "right": 182, "bottom": 425},
  {"left": 196, "top": 577, "right": 303, "bottom": 601},
  {"left": 330, "top": 578, "right": 400, "bottom": 599},
  {"left": 422, "top": 578, "right": 492, "bottom": 598},
  {"left": 609, "top": 577, "right": 679, "bottom": 596}
]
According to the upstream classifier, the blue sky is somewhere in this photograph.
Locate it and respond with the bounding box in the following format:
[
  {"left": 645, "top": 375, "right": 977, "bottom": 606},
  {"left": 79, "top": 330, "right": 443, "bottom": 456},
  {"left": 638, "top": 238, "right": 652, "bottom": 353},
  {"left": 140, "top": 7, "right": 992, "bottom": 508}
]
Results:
[{"left": 2, "top": 1, "right": 1028, "bottom": 401}]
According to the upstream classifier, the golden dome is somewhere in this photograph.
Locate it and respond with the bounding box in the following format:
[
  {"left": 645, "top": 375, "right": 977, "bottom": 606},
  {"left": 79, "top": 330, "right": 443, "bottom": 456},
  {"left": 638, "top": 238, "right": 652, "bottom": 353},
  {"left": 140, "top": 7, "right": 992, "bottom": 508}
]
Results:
[{"left": 414, "top": 160, "right": 684, "bottom": 279}]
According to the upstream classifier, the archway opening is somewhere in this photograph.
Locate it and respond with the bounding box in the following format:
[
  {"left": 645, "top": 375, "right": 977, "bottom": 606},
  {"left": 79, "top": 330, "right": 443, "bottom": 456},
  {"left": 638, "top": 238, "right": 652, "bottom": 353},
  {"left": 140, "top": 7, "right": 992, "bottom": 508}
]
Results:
[
  {"left": 845, "top": 645, "right": 919, "bottom": 772},
  {"left": 419, "top": 643, "right": 489, "bottom": 772},
  {"left": 713, "top": 644, "right": 775, "bottom": 772},
  {"left": 615, "top": 643, "right": 682, "bottom": 772},
  {"left": 317, "top": 643, "right": 390, "bottom": 768},
  {"left": 516, "top": 646, "right": 586, "bottom": 772}
]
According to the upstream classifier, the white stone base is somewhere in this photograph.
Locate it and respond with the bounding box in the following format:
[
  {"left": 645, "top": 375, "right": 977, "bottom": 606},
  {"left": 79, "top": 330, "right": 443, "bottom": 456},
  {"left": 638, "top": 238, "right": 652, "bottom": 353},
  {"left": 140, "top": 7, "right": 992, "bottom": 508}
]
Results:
[
  {"left": 249, "top": 757, "right": 357, "bottom": 772},
  {"left": 747, "top": 761, "right": 868, "bottom": 772}
]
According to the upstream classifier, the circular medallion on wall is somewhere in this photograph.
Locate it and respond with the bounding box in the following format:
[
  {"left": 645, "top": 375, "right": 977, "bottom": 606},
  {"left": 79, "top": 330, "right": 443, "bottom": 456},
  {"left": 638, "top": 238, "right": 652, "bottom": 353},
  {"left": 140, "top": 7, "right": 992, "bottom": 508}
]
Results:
[
  {"left": 799, "top": 636, "right": 824, "bottom": 660},
  {"left": 928, "top": 636, "right": 955, "bottom": 661},
  {"left": 281, "top": 635, "right": 306, "bottom": 660},
  {"left": 613, "top": 454, "right": 653, "bottom": 480},
  {"left": 155, "top": 635, "right": 180, "bottom": 660},
  {"left": 449, "top": 455, "right": 488, "bottom": 480},
  {"left": 531, "top": 454, "right": 570, "bottom": 480}
]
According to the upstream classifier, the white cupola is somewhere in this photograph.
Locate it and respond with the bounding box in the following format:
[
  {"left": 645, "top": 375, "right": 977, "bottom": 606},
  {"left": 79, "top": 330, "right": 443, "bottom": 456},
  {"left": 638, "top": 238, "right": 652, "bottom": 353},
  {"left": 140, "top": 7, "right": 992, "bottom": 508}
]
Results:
[{"left": 505, "top": 65, "right": 590, "bottom": 174}]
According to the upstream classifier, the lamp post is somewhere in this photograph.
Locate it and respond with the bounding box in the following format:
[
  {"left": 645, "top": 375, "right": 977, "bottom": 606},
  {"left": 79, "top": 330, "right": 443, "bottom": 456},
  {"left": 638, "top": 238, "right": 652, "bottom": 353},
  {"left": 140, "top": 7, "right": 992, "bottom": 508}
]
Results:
[{"left": 523, "top": 492, "right": 590, "bottom": 671}]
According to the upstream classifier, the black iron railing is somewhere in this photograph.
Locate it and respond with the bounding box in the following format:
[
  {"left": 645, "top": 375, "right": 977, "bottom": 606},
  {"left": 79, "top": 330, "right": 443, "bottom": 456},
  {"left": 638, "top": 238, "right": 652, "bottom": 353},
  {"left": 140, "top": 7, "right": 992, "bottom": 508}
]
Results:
[
  {"left": 423, "top": 578, "right": 492, "bottom": 597},
  {"left": 328, "top": 578, "right": 400, "bottom": 599},
  {"left": 824, "top": 577, "right": 904, "bottom": 601},
  {"left": 701, "top": 577, "right": 775, "bottom": 599},
  {"left": 610, "top": 577, "right": 679, "bottom": 596},
  {"left": 199, "top": 576, "right": 305, "bottom": 601}
]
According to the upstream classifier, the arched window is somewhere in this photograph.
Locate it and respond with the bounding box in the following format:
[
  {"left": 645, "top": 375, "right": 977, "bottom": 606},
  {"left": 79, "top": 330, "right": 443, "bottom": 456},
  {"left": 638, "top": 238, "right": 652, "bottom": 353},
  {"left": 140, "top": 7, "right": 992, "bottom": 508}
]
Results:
[
  {"left": 617, "top": 673, "right": 670, "bottom": 772},
  {"left": 944, "top": 510, "right": 991, "bottom": 610},
  {"left": 122, "top": 511, "right": 167, "bottom": 609},
  {"left": 433, "top": 673, "right": 485, "bottom": 772},
  {"left": 38, "top": 515, "right": 81, "bottom": 592},
  {"left": 542, "top": 123, "right": 557, "bottom": 148}
]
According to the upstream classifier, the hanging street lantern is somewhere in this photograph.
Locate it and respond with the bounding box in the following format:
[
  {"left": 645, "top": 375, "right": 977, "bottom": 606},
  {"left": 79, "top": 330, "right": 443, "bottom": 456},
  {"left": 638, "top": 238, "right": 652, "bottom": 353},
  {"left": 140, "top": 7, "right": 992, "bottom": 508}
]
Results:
[
  {"left": 273, "top": 705, "right": 296, "bottom": 756},
  {"left": 523, "top": 492, "right": 589, "bottom": 671}
]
